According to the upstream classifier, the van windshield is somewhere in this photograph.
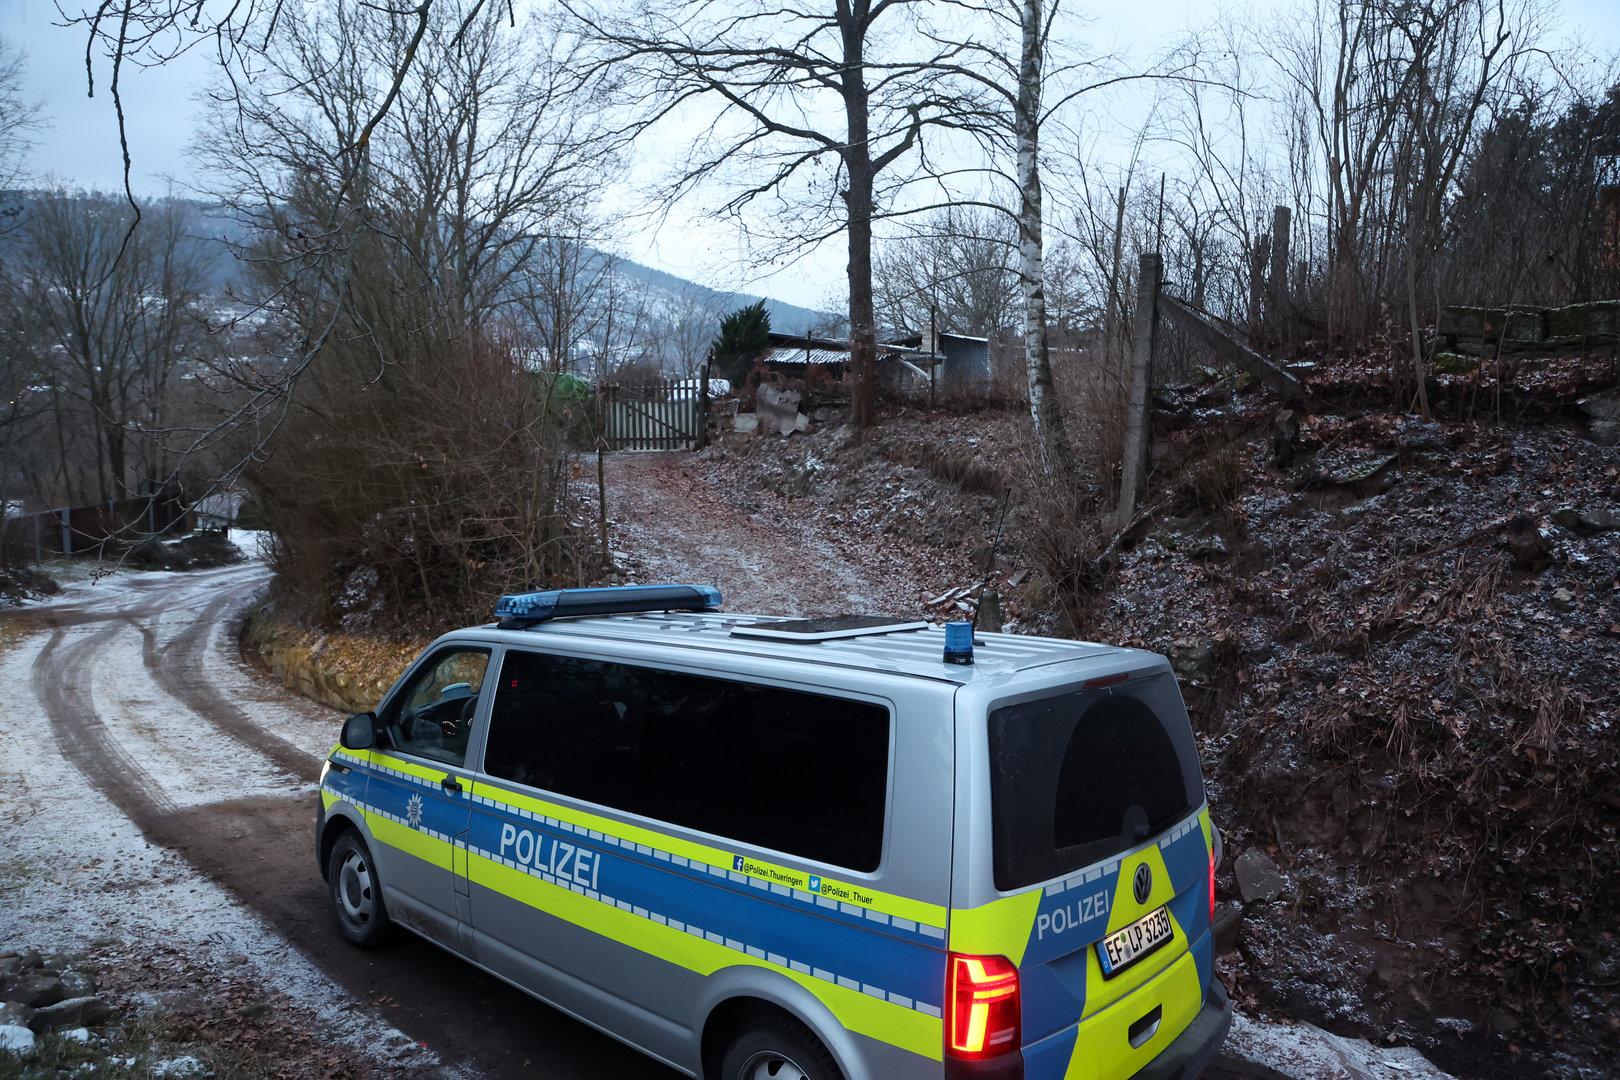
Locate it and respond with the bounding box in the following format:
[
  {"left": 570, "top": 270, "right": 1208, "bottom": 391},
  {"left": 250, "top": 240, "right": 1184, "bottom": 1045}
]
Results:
[{"left": 987, "top": 672, "right": 1204, "bottom": 892}]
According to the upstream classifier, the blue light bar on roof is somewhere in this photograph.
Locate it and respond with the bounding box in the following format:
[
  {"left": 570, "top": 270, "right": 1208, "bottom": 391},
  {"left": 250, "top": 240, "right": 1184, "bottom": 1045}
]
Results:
[{"left": 494, "top": 584, "right": 722, "bottom": 627}]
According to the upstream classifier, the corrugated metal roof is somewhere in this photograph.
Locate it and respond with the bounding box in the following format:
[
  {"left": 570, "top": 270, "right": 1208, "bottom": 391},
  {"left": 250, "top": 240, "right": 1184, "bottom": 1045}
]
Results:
[
  {"left": 759, "top": 346, "right": 853, "bottom": 366},
  {"left": 468, "top": 611, "right": 1155, "bottom": 686}
]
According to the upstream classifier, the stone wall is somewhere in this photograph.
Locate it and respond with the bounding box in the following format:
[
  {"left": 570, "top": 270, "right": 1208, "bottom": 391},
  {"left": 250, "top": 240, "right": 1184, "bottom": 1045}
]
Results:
[
  {"left": 1439, "top": 300, "right": 1620, "bottom": 355},
  {"left": 240, "top": 605, "right": 424, "bottom": 715}
]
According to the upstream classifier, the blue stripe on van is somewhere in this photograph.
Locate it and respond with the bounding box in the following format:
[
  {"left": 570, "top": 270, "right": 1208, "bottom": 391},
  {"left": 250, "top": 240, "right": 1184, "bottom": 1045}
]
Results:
[{"left": 351, "top": 762, "right": 947, "bottom": 1012}]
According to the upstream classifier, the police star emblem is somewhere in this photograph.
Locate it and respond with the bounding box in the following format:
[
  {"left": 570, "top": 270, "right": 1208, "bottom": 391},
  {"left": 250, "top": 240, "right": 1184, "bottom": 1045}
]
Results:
[{"left": 406, "top": 793, "right": 424, "bottom": 830}]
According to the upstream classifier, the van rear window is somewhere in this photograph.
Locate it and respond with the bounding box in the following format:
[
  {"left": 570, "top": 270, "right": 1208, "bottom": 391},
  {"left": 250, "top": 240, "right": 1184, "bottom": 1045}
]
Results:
[
  {"left": 483, "top": 651, "right": 890, "bottom": 872},
  {"left": 987, "top": 673, "right": 1203, "bottom": 891}
]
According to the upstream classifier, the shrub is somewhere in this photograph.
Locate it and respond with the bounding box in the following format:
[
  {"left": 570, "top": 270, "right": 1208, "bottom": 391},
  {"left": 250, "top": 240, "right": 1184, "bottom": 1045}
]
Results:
[{"left": 248, "top": 335, "right": 591, "bottom": 636}]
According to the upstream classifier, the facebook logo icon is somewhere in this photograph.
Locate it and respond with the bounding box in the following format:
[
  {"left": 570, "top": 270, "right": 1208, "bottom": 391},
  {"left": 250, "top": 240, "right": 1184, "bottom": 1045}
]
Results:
[
  {"left": 807, "top": 875, "right": 822, "bottom": 894},
  {"left": 732, "top": 855, "right": 744, "bottom": 872}
]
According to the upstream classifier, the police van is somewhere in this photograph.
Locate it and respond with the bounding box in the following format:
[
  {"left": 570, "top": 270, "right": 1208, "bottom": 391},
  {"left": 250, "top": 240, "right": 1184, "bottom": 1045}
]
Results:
[{"left": 316, "top": 584, "right": 1231, "bottom": 1080}]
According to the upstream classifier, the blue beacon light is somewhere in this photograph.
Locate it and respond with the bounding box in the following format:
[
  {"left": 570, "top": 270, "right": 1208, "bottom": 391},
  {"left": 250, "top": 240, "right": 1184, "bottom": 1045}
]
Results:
[{"left": 943, "top": 620, "right": 975, "bottom": 665}]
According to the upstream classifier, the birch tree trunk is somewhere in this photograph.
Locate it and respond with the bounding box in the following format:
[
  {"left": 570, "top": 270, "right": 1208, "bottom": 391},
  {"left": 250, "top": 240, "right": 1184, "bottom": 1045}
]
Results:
[{"left": 1016, "top": 0, "right": 1070, "bottom": 477}]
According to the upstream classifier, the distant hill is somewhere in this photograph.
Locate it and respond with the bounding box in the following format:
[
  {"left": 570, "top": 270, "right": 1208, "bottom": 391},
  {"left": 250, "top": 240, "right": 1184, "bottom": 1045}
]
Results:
[
  {"left": 607, "top": 256, "right": 831, "bottom": 337},
  {"left": 1, "top": 192, "right": 840, "bottom": 367}
]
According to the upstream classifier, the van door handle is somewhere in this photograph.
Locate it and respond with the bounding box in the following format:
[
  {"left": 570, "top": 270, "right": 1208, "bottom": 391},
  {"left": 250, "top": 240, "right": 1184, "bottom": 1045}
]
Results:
[
  {"left": 441, "top": 775, "right": 462, "bottom": 794},
  {"left": 1128, "top": 1004, "right": 1162, "bottom": 1048}
]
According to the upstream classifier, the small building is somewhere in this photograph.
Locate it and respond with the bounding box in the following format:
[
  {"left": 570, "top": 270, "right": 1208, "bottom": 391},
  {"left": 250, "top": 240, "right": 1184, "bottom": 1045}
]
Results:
[
  {"left": 883, "top": 330, "right": 992, "bottom": 395},
  {"left": 752, "top": 330, "right": 989, "bottom": 397}
]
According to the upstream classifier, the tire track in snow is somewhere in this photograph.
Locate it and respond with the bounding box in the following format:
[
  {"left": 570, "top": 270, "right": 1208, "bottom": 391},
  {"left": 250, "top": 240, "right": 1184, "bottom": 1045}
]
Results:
[
  {"left": 31, "top": 623, "right": 178, "bottom": 824},
  {"left": 143, "top": 586, "right": 320, "bottom": 783}
]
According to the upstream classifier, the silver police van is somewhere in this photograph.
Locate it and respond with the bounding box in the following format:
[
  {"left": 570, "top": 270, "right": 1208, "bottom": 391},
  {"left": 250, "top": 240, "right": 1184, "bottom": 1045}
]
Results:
[{"left": 316, "top": 584, "right": 1230, "bottom": 1080}]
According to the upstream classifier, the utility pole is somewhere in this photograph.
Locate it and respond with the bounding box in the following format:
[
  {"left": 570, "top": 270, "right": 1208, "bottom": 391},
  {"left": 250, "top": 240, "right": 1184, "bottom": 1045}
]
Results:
[{"left": 929, "top": 303, "right": 938, "bottom": 408}]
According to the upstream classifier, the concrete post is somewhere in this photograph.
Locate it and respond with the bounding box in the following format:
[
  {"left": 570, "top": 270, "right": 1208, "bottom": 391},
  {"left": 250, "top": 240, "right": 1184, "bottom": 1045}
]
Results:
[
  {"left": 1269, "top": 205, "right": 1292, "bottom": 341},
  {"left": 1116, "top": 252, "right": 1162, "bottom": 527}
]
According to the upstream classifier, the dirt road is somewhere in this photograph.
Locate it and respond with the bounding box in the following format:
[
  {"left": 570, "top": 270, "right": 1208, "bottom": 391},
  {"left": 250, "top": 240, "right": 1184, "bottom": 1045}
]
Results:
[
  {"left": 0, "top": 538, "right": 1429, "bottom": 1079},
  {"left": 604, "top": 452, "right": 965, "bottom": 617}
]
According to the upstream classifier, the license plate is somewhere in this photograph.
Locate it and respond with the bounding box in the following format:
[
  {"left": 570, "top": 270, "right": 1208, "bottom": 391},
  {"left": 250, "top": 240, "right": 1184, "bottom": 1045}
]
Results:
[{"left": 1097, "top": 906, "right": 1174, "bottom": 977}]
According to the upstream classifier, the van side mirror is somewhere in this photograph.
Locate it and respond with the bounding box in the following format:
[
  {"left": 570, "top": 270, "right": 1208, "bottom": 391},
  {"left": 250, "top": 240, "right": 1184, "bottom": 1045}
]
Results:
[{"left": 340, "top": 712, "right": 378, "bottom": 750}]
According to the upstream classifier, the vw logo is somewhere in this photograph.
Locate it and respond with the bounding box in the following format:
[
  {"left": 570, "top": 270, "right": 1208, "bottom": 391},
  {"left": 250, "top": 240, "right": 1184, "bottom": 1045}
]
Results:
[{"left": 1133, "top": 863, "right": 1152, "bottom": 905}]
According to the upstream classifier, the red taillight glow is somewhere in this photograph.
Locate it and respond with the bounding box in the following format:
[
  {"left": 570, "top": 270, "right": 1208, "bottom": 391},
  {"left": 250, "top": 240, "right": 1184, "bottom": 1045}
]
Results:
[
  {"left": 947, "top": 953, "right": 1020, "bottom": 1058},
  {"left": 1208, "top": 847, "right": 1217, "bottom": 923}
]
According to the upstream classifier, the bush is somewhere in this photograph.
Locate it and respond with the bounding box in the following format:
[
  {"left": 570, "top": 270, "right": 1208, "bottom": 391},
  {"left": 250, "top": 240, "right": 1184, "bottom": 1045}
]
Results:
[{"left": 248, "top": 335, "right": 591, "bottom": 636}]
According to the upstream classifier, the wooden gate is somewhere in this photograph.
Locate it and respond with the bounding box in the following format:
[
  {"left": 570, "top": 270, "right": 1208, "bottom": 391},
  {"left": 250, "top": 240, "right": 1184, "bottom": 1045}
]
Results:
[{"left": 602, "top": 379, "right": 705, "bottom": 451}]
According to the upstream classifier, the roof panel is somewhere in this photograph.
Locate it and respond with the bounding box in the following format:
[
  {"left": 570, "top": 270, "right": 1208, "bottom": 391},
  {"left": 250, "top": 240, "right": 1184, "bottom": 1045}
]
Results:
[{"left": 469, "top": 611, "right": 1148, "bottom": 685}]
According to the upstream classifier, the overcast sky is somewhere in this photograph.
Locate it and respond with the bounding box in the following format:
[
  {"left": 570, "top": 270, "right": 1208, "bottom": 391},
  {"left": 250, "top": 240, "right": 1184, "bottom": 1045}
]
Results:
[{"left": 5, "top": 0, "right": 1617, "bottom": 309}]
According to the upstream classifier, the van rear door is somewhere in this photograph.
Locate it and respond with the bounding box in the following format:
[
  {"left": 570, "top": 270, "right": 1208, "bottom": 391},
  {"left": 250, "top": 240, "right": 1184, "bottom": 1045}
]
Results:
[{"left": 964, "top": 668, "right": 1217, "bottom": 1080}]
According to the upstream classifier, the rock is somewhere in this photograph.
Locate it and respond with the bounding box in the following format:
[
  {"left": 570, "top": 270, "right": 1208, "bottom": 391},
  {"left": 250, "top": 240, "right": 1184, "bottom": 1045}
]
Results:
[
  {"left": 59, "top": 1027, "right": 93, "bottom": 1044},
  {"left": 732, "top": 413, "right": 760, "bottom": 434},
  {"left": 1578, "top": 507, "right": 1620, "bottom": 532},
  {"left": 1503, "top": 515, "right": 1551, "bottom": 568},
  {"left": 57, "top": 971, "right": 95, "bottom": 999},
  {"left": 0, "top": 1024, "right": 34, "bottom": 1055},
  {"left": 14, "top": 951, "right": 41, "bottom": 972},
  {"left": 1170, "top": 638, "right": 1217, "bottom": 681},
  {"left": 0, "top": 1003, "right": 32, "bottom": 1028},
  {"left": 0, "top": 958, "right": 19, "bottom": 981},
  {"left": 5, "top": 973, "right": 62, "bottom": 1009},
  {"left": 1578, "top": 392, "right": 1620, "bottom": 422},
  {"left": 1591, "top": 420, "right": 1620, "bottom": 447},
  {"left": 1234, "top": 850, "right": 1286, "bottom": 903},
  {"left": 28, "top": 996, "right": 112, "bottom": 1033},
  {"left": 1552, "top": 587, "right": 1576, "bottom": 609}
]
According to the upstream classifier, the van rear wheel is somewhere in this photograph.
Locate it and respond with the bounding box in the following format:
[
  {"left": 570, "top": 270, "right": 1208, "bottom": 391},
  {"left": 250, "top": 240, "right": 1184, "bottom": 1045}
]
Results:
[
  {"left": 719, "top": 1014, "right": 842, "bottom": 1080},
  {"left": 328, "top": 831, "right": 392, "bottom": 948}
]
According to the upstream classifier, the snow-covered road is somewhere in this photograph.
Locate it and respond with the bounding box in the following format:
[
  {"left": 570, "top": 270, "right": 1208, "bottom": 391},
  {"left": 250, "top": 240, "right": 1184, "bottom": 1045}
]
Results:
[{"left": 0, "top": 559, "right": 440, "bottom": 1072}]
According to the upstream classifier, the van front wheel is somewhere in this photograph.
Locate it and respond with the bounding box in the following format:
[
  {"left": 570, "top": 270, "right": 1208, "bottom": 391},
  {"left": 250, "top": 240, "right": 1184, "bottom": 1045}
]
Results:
[
  {"left": 719, "top": 1014, "right": 842, "bottom": 1080},
  {"left": 328, "top": 831, "right": 392, "bottom": 948}
]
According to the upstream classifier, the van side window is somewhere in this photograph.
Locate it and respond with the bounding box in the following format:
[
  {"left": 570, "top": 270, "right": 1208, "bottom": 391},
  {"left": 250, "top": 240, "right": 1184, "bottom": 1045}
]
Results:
[
  {"left": 383, "top": 647, "right": 490, "bottom": 767},
  {"left": 483, "top": 651, "right": 890, "bottom": 872}
]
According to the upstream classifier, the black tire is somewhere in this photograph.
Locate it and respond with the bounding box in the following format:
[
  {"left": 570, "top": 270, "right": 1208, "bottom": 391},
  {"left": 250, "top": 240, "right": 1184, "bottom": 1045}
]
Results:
[
  {"left": 327, "top": 830, "right": 392, "bottom": 948},
  {"left": 719, "top": 1013, "right": 843, "bottom": 1080}
]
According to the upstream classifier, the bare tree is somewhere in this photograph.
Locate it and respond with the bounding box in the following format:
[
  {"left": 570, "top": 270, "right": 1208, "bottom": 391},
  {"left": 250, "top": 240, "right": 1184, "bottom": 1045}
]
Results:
[
  {"left": 874, "top": 207, "right": 1019, "bottom": 337},
  {"left": 185, "top": 1, "right": 611, "bottom": 478},
  {"left": 2, "top": 193, "right": 208, "bottom": 506},
  {"left": 564, "top": 0, "right": 978, "bottom": 427},
  {"left": 915, "top": 0, "right": 1184, "bottom": 479},
  {"left": 0, "top": 35, "right": 39, "bottom": 195},
  {"left": 1388, "top": 0, "right": 1528, "bottom": 418},
  {"left": 518, "top": 224, "right": 620, "bottom": 375},
  {"left": 185, "top": 3, "right": 610, "bottom": 623}
]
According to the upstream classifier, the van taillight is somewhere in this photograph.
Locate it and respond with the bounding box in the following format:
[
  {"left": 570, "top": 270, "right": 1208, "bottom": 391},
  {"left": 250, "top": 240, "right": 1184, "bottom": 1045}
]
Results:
[
  {"left": 947, "top": 953, "right": 1020, "bottom": 1058},
  {"left": 1208, "top": 847, "right": 1217, "bottom": 924}
]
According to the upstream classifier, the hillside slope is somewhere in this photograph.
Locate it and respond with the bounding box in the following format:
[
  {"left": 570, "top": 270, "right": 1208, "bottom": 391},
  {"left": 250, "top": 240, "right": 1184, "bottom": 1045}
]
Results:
[{"left": 689, "top": 379, "right": 1620, "bottom": 1079}]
